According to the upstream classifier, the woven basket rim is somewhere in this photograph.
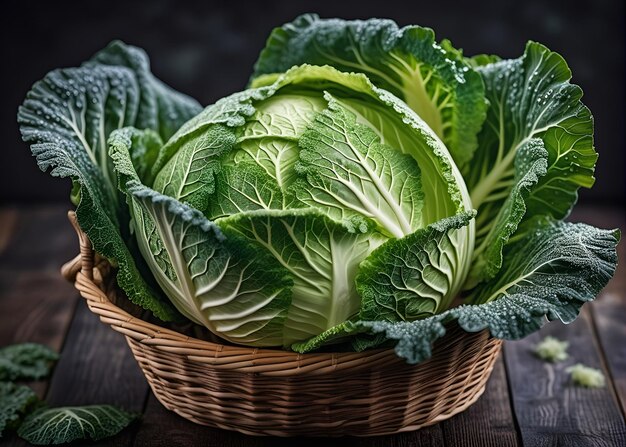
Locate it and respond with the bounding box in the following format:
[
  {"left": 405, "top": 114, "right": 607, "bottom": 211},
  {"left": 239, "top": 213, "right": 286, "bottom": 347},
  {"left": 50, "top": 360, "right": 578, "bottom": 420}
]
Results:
[{"left": 62, "top": 210, "right": 495, "bottom": 375}]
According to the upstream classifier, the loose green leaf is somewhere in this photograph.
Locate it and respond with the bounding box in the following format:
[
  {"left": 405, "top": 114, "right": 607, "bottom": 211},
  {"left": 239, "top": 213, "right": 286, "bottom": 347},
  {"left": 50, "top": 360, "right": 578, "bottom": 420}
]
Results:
[
  {"left": 0, "top": 344, "right": 58, "bottom": 381},
  {"left": 252, "top": 14, "right": 487, "bottom": 168},
  {"left": 468, "top": 42, "right": 597, "bottom": 282},
  {"left": 17, "top": 405, "right": 137, "bottom": 445},
  {"left": 566, "top": 364, "right": 606, "bottom": 388},
  {"left": 0, "top": 383, "right": 39, "bottom": 436},
  {"left": 18, "top": 41, "right": 201, "bottom": 321},
  {"left": 357, "top": 211, "right": 475, "bottom": 322},
  {"left": 534, "top": 336, "right": 569, "bottom": 362}
]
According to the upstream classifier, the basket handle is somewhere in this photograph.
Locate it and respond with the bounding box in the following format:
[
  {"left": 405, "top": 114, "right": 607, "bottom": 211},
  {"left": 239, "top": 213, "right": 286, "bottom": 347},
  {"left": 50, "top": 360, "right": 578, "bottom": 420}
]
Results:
[{"left": 61, "top": 211, "right": 94, "bottom": 282}]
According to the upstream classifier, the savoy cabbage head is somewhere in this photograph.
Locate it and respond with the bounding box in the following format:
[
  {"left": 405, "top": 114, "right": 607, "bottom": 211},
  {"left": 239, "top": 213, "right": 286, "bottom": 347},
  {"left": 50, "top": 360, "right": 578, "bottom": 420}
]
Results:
[{"left": 18, "top": 15, "right": 619, "bottom": 363}]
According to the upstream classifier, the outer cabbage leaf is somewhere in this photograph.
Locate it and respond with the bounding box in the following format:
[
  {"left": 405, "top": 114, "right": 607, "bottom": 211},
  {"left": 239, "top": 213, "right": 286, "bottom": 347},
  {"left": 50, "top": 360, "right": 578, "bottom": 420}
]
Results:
[
  {"left": 468, "top": 139, "right": 548, "bottom": 285},
  {"left": 357, "top": 211, "right": 475, "bottom": 321},
  {"left": 18, "top": 41, "right": 201, "bottom": 321},
  {"left": 17, "top": 405, "right": 137, "bottom": 445},
  {"left": 218, "top": 209, "right": 381, "bottom": 347},
  {"left": 295, "top": 219, "right": 618, "bottom": 363},
  {"left": 88, "top": 40, "right": 202, "bottom": 143},
  {"left": 111, "top": 130, "right": 293, "bottom": 346},
  {"left": 467, "top": 42, "right": 597, "bottom": 284},
  {"left": 468, "top": 218, "right": 619, "bottom": 309},
  {"left": 128, "top": 185, "right": 293, "bottom": 346},
  {"left": 251, "top": 14, "right": 487, "bottom": 168}
]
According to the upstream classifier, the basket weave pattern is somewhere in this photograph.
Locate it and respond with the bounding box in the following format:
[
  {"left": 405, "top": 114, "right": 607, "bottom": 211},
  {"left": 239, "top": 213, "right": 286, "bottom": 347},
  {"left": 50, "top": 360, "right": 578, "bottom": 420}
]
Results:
[{"left": 62, "top": 212, "right": 502, "bottom": 437}]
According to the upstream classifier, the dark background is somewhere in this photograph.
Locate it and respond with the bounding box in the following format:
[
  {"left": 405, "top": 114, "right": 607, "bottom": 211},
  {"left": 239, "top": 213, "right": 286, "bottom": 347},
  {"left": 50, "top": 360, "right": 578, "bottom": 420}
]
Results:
[{"left": 1, "top": 0, "right": 624, "bottom": 207}]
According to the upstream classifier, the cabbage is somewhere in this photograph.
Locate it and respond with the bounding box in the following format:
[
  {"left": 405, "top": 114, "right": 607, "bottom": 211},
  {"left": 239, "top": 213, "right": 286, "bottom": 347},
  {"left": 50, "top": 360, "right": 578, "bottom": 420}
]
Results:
[{"left": 18, "top": 17, "right": 619, "bottom": 363}]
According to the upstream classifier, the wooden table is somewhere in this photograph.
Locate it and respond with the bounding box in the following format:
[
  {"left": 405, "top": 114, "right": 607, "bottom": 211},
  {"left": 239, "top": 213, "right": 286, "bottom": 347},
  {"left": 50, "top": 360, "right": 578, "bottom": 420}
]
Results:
[{"left": 1, "top": 205, "right": 624, "bottom": 446}]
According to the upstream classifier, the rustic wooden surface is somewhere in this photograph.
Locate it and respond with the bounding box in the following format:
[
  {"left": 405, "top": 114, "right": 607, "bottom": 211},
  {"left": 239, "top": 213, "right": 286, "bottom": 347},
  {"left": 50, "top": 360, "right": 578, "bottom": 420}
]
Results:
[{"left": 0, "top": 204, "right": 624, "bottom": 446}]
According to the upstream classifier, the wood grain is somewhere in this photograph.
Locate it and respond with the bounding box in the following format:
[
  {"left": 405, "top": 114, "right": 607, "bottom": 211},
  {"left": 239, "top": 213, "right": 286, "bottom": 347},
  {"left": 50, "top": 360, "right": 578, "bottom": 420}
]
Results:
[
  {"left": 590, "top": 293, "right": 626, "bottom": 419},
  {"left": 0, "top": 206, "right": 79, "bottom": 446},
  {"left": 504, "top": 307, "right": 626, "bottom": 446},
  {"left": 0, "top": 207, "right": 79, "bottom": 392},
  {"left": 43, "top": 302, "right": 150, "bottom": 446}
]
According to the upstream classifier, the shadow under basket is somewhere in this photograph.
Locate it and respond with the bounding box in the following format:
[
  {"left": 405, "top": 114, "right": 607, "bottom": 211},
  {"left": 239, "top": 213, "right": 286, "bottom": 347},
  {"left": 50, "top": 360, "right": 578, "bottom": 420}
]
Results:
[{"left": 61, "top": 211, "right": 502, "bottom": 437}]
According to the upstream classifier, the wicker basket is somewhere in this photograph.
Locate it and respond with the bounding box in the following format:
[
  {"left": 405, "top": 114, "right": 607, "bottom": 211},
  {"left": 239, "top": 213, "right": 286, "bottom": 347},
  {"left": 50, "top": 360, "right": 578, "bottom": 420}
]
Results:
[{"left": 61, "top": 211, "right": 502, "bottom": 437}]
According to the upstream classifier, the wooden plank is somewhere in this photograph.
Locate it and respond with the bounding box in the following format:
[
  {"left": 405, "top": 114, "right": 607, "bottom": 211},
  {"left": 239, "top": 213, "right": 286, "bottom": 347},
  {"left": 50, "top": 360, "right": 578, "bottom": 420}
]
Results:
[
  {"left": 352, "top": 426, "right": 445, "bottom": 447},
  {"left": 0, "top": 206, "right": 79, "bottom": 396},
  {"left": 441, "top": 355, "right": 520, "bottom": 446},
  {"left": 0, "top": 206, "right": 80, "bottom": 446},
  {"left": 504, "top": 307, "right": 626, "bottom": 446},
  {"left": 42, "top": 301, "right": 150, "bottom": 446},
  {"left": 589, "top": 298, "right": 626, "bottom": 419},
  {"left": 134, "top": 392, "right": 445, "bottom": 446},
  {"left": 0, "top": 206, "right": 18, "bottom": 255},
  {"left": 0, "top": 271, "right": 77, "bottom": 393}
]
